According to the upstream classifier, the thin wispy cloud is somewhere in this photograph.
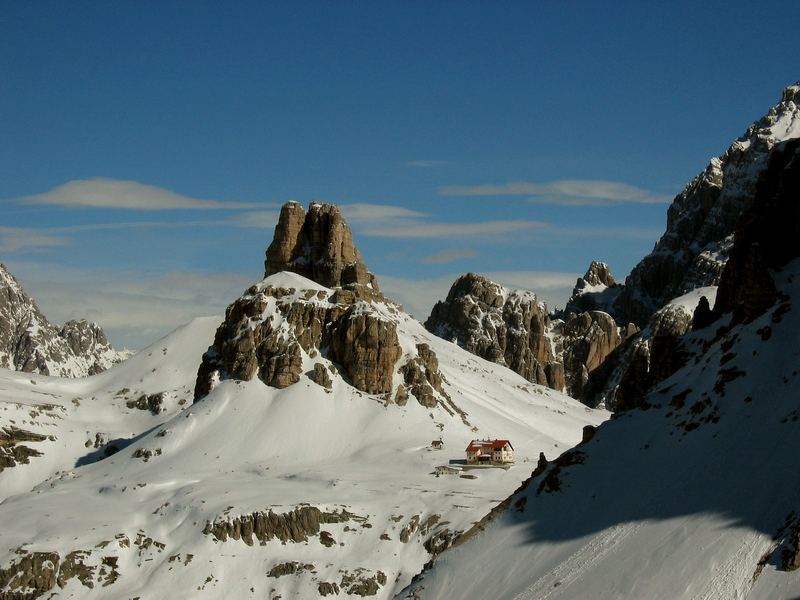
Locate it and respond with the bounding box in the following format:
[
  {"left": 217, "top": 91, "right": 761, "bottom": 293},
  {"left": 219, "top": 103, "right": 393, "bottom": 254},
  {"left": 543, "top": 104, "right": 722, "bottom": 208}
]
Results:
[
  {"left": 229, "top": 210, "right": 281, "bottom": 228},
  {"left": 404, "top": 160, "right": 452, "bottom": 168},
  {"left": 340, "top": 203, "right": 429, "bottom": 224},
  {"left": 0, "top": 227, "right": 69, "bottom": 252},
  {"left": 14, "top": 178, "right": 270, "bottom": 210},
  {"left": 421, "top": 248, "right": 478, "bottom": 264},
  {"left": 438, "top": 179, "right": 672, "bottom": 205},
  {"left": 7, "top": 260, "right": 256, "bottom": 350},
  {"left": 363, "top": 219, "right": 546, "bottom": 238},
  {"left": 550, "top": 225, "right": 664, "bottom": 241}
]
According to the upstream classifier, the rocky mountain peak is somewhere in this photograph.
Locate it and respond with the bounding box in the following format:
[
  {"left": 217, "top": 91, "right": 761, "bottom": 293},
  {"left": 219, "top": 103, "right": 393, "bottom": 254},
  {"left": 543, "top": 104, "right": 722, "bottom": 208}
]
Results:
[
  {"left": 565, "top": 261, "right": 621, "bottom": 316},
  {"left": 614, "top": 83, "right": 800, "bottom": 327},
  {"left": 582, "top": 261, "right": 616, "bottom": 288},
  {"left": 0, "top": 263, "right": 121, "bottom": 377},
  {"left": 782, "top": 82, "right": 800, "bottom": 103},
  {"left": 265, "top": 201, "right": 380, "bottom": 293}
]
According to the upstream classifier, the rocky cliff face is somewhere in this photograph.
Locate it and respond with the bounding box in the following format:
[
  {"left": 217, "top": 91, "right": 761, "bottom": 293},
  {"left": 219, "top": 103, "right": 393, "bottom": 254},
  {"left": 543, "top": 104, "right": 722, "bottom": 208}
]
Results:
[
  {"left": 196, "top": 202, "right": 452, "bottom": 411},
  {"left": 593, "top": 85, "right": 800, "bottom": 410},
  {"left": 614, "top": 83, "right": 800, "bottom": 328},
  {"left": 713, "top": 137, "right": 800, "bottom": 323},
  {"left": 424, "top": 272, "right": 632, "bottom": 404},
  {"left": 424, "top": 273, "right": 554, "bottom": 388},
  {"left": 0, "top": 264, "right": 122, "bottom": 377},
  {"left": 265, "top": 201, "right": 381, "bottom": 294}
]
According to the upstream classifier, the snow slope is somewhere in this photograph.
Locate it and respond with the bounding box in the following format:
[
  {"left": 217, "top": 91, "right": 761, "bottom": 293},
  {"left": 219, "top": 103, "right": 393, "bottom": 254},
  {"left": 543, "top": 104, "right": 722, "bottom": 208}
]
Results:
[
  {"left": 0, "top": 273, "right": 606, "bottom": 599},
  {"left": 400, "top": 258, "right": 800, "bottom": 600}
]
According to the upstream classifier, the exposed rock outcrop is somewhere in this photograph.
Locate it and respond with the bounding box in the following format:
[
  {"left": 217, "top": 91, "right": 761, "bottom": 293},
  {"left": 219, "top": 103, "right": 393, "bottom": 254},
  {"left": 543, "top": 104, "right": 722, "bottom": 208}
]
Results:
[
  {"left": 425, "top": 273, "right": 553, "bottom": 388},
  {"left": 425, "top": 272, "right": 629, "bottom": 404},
  {"left": 400, "top": 343, "right": 449, "bottom": 408},
  {"left": 0, "top": 426, "right": 49, "bottom": 473},
  {"left": 0, "top": 264, "right": 122, "bottom": 377},
  {"left": 327, "top": 306, "right": 402, "bottom": 394},
  {"left": 203, "top": 506, "right": 357, "bottom": 546},
  {"left": 713, "top": 137, "right": 800, "bottom": 323},
  {"left": 197, "top": 202, "right": 450, "bottom": 405},
  {"left": 193, "top": 279, "right": 405, "bottom": 399},
  {"left": 558, "top": 311, "right": 623, "bottom": 403},
  {"left": 265, "top": 201, "right": 380, "bottom": 294},
  {"left": 565, "top": 261, "right": 621, "bottom": 315}
]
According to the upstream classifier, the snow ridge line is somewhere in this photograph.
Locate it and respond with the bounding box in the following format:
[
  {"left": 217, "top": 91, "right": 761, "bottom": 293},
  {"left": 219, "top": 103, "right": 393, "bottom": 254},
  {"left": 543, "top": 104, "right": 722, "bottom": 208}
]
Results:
[{"left": 513, "top": 521, "right": 641, "bottom": 600}]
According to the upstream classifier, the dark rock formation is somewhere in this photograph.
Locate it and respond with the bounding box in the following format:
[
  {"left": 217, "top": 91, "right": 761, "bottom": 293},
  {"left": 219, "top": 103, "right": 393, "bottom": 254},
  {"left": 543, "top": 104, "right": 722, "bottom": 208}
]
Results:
[
  {"left": 327, "top": 307, "right": 402, "bottom": 394},
  {"left": 426, "top": 272, "right": 631, "bottom": 405},
  {"left": 691, "top": 296, "right": 716, "bottom": 331},
  {"left": 194, "top": 281, "right": 404, "bottom": 399},
  {"left": 425, "top": 273, "right": 553, "bottom": 388},
  {"left": 125, "top": 392, "right": 166, "bottom": 415},
  {"left": 559, "top": 311, "right": 623, "bottom": 402},
  {"left": 0, "top": 547, "right": 123, "bottom": 597},
  {"left": 566, "top": 261, "right": 621, "bottom": 315},
  {"left": 196, "top": 201, "right": 419, "bottom": 400},
  {"left": 0, "top": 426, "right": 48, "bottom": 473},
  {"left": 0, "top": 263, "right": 121, "bottom": 377},
  {"left": 203, "top": 506, "right": 356, "bottom": 546},
  {"left": 714, "top": 137, "right": 800, "bottom": 323},
  {"left": 400, "top": 344, "right": 449, "bottom": 408},
  {"left": 615, "top": 334, "right": 691, "bottom": 412},
  {"left": 313, "top": 363, "right": 333, "bottom": 389},
  {"left": 265, "top": 201, "right": 380, "bottom": 293}
]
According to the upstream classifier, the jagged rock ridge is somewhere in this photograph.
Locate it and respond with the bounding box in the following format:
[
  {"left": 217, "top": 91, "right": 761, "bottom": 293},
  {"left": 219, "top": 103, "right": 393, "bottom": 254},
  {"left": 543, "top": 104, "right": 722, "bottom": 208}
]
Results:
[
  {"left": 424, "top": 273, "right": 555, "bottom": 388},
  {"left": 424, "top": 271, "right": 633, "bottom": 404},
  {"left": 0, "top": 263, "right": 122, "bottom": 377},
  {"left": 397, "top": 85, "right": 800, "bottom": 600}
]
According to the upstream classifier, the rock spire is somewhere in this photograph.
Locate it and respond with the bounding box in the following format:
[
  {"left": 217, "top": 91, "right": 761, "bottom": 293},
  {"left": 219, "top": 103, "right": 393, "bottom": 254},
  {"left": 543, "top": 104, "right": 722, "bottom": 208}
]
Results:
[{"left": 265, "top": 201, "right": 380, "bottom": 292}]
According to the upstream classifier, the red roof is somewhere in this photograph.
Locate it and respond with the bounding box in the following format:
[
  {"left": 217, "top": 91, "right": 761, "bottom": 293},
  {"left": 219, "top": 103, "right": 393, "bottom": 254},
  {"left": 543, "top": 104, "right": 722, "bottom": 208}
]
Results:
[{"left": 465, "top": 439, "right": 513, "bottom": 452}]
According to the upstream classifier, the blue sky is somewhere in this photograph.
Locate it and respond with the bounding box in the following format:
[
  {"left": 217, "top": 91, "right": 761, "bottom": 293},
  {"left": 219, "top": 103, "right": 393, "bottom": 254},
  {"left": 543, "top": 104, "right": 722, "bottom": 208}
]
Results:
[{"left": 2, "top": 2, "right": 798, "bottom": 350}]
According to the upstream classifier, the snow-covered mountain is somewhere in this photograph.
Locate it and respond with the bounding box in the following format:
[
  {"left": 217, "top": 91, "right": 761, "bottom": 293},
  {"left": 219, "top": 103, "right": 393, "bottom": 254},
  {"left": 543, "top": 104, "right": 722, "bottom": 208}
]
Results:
[
  {"left": 0, "top": 204, "right": 605, "bottom": 599},
  {"left": 0, "top": 263, "right": 124, "bottom": 377},
  {"left": 399, "top": 84, "right": 800, "bottom": 600}
]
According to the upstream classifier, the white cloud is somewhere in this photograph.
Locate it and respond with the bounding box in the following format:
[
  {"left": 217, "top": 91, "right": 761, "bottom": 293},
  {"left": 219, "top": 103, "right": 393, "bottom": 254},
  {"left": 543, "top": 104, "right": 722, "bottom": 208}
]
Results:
[
  {"left": 339, "top": 203, "right": 429, "bottom": 224},
  {"left": 229, "top": 210, "right": 281, "bottom": 228},
  {"left": 14, "top": 178, "right": 271, "bottom": 210},
  {"left": 363, "top": 219, "right": 546, "bottom": 238},
  {"left": 421, "top": 248, "right": 478, "bottom": 264},
  {"left": 438, "top": 179, "right": 672, "bottom": 205},
  {"left": 404, "top": 160, "right": 452, "bottom": 168},
  {"left": 0, "top": 227, "right": 69, "bottom": 252}
]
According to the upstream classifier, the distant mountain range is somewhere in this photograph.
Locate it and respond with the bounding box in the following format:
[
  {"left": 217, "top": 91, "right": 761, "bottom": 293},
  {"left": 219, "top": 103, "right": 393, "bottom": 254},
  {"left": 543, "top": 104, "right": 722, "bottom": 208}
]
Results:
[{"left": 0, "top": 263, "right": 125, "bottom": 377}]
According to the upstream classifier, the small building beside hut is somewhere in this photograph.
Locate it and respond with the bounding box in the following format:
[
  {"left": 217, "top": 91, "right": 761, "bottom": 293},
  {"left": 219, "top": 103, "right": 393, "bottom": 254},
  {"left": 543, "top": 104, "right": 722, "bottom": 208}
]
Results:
[
  {"left": 465, "top": 439, "right": 514, "bottom": 465},
  {"left": 435, "top": 465, "right": 461, "bottom": 476}
]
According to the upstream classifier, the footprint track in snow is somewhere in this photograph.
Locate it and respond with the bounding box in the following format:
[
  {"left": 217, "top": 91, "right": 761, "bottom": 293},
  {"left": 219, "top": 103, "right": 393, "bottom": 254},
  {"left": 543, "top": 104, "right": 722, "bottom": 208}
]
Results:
[{"left": 514, "top": 521, "right": 641, "bottom": 600}]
